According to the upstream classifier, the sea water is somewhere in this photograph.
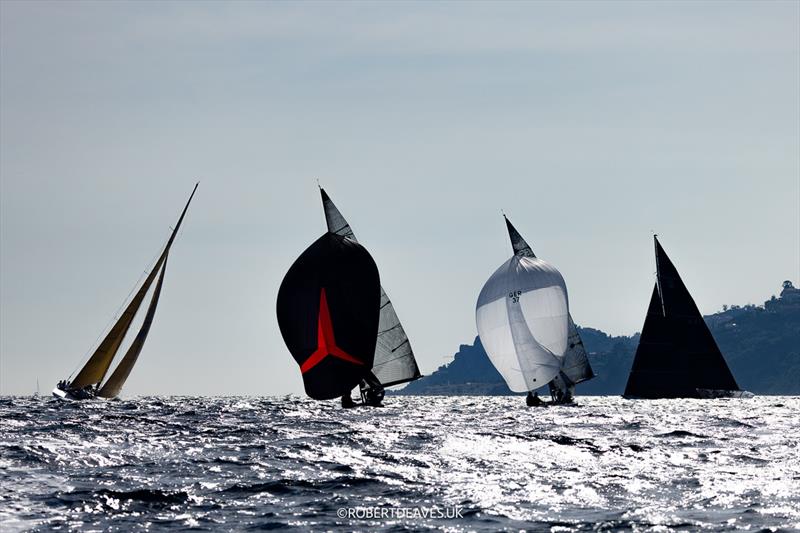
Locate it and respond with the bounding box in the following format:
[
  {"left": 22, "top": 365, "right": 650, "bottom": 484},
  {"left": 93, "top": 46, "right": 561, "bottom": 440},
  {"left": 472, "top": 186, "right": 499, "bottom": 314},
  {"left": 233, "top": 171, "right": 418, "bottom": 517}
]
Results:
[{"left": 1, "top": 396, "right": 798, "bottom": 531}]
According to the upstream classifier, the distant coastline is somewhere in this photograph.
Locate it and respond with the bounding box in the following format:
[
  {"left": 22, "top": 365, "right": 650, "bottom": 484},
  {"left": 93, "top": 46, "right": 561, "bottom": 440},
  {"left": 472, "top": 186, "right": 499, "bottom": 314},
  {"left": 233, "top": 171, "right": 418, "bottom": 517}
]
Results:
[{"left": 396, "top": 281, "right": 800, "bottom": 396}]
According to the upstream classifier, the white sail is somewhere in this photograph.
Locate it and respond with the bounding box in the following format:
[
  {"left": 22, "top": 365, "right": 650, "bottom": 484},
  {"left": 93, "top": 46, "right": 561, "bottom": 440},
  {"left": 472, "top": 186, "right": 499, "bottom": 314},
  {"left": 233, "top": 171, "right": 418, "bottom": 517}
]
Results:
[{"left": 476, "top": 255, "right": 568, "bottom": 392}]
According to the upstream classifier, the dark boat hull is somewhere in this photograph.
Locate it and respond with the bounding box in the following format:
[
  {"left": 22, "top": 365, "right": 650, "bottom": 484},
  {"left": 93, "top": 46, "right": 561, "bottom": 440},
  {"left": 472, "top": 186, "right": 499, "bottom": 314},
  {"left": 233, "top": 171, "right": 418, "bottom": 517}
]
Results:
[{"left": 624, "top": 388, "right": 753, "bottom": 400}]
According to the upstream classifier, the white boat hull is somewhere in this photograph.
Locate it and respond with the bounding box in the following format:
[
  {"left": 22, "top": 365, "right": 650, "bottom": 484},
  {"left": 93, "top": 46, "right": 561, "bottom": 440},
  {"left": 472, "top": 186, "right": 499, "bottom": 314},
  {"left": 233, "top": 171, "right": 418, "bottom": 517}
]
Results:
[
  {"left": 51, "top": 387, "right": 98, "bottom": 401},
  {"left": 696, "top": 389, "right": 754, "bottom": 399},
  {"left": 51, "top": 388, "right": 70, "bottom": 400},
  {"left": 53, "top": 387, "right": 67, "bottom": 400}
]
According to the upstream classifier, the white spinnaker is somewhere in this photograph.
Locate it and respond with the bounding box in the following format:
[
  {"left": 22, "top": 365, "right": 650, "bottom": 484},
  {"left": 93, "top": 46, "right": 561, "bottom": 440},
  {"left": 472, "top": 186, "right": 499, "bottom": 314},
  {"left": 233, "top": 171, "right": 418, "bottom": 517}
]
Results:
[{"left": 476, "top": 256, "right": 568, "bottom": 392}]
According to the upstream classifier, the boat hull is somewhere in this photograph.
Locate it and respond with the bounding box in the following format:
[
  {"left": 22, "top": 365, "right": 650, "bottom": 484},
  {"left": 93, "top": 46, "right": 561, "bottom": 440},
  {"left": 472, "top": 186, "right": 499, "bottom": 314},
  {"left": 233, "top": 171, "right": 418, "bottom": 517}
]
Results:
[
  {"left": 51, "top": 387, "right": 97, "bottom": 401},
  {"left": 51, "top": 388, "right": 68, "bottom": 400},
  {"left": 696, "top": 389, "right": 754, "bottom": 399},
  {"left": 624, "top": 389, "right": 754, "bottom": 400}
]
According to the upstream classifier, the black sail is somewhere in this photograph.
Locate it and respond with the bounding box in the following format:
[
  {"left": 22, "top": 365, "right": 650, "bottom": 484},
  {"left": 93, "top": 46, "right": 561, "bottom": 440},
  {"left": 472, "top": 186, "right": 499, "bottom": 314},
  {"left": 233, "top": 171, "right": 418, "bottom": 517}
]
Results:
[
  {"left": 277, "top": 232, "right": 381, "bottom": 400},
  {"left": 624, "top": 237, "right": 740, "bottom": 398},
  {"left": 504, "top": 215, "right": 536, "bottom": 258}
]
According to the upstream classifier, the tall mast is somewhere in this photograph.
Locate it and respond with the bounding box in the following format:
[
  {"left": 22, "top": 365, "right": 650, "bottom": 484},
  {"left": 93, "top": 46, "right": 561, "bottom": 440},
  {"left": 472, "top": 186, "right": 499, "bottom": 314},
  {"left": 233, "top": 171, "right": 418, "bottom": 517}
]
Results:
[{"left": 69, "top": 183, "right": 198, "bottom": 390}]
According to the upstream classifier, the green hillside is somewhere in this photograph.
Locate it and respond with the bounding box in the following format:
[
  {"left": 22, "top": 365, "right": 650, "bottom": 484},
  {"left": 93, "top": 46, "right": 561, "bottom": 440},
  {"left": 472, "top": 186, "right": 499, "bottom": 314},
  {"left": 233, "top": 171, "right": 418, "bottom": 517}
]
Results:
[{"left": 399, "top": 282, "right": 800, "bottom": 396}]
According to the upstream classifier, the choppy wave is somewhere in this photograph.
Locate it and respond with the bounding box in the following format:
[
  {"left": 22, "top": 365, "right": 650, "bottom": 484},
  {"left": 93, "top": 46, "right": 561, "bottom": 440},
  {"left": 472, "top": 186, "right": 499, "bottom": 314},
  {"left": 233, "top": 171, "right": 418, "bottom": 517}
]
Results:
[{"left": 1, "top": 395, "right": 798, "bottom": 531}]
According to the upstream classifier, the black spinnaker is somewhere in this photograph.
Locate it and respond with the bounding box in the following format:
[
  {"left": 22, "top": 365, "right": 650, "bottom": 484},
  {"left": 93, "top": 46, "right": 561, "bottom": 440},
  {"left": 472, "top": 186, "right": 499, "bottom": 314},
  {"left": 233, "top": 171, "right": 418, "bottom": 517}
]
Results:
[
  {"left": 624, "top": 236, "right": 742, "bottom": 399},
  {"left": 277, "top": 232, "right": 381, "bottom": 400}
]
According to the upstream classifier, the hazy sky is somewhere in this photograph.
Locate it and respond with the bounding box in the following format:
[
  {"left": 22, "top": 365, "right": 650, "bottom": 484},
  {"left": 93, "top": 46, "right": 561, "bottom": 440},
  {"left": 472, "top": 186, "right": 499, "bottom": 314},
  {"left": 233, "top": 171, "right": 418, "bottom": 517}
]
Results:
[{"left": 1, "top": 1, "right": 798, "bottom": 396}]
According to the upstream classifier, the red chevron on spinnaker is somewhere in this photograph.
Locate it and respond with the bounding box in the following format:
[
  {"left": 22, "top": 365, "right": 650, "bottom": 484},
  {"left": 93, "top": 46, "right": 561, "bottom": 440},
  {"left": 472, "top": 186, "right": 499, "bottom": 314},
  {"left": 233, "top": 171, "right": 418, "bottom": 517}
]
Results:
[{"left": 301, "top": 288, "right": 364, "bottom": 374}]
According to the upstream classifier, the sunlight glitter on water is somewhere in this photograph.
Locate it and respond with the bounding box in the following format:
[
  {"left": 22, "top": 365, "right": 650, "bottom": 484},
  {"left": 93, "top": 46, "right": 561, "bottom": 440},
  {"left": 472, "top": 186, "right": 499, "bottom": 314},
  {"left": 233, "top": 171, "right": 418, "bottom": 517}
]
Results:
[{"left": 1, "top": 395, "right": 799, "bottom": 531}]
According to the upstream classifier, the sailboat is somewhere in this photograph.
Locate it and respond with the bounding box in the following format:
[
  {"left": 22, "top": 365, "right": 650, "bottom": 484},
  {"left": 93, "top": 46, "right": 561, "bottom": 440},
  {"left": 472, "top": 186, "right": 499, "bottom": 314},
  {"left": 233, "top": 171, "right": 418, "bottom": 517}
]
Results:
[
  {"left": 624, "top": 236, "right": 749, "bottom": 399},
  {"left": 476, "top": 215, "right": 593, "bottom": 405},
  {"left": 52, "top": 184, "right": 198, "bottom": 400},
  {"left": 319, "top": 187, "right": 422, "bottom": 405}
]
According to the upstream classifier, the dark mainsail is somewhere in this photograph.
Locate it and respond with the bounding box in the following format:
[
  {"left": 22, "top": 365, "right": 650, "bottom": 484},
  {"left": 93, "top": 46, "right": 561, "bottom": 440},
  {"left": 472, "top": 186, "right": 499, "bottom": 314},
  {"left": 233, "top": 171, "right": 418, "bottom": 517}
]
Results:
[
  {"left": 277, "top": 232, "right": 381, "bottom": 400},
  {"left": 504, "top": 215, "right": 536, "bottom": 259},
  {"left": 624, "top": 236, "right": 740, "bottom": 399},
  {"left": 320, "top": 188, "right": 422, "bottom": 387}
]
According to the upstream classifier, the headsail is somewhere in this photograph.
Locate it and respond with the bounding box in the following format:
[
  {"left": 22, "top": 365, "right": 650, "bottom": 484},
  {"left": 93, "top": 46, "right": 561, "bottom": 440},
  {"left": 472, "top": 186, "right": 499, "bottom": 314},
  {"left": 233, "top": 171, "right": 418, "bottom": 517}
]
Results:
[
  {"left": 69, "top": 252, "right": 168, "bottom": 389},
  {"left": 548, "top": 319, "right": 595, "bottom": 402},
  {"left": 320, "top": 187, "right": 422, "bottom": 387},
  {"left": 624, "top": 236, "right": 740, "bottom": 399},
  {"left": 561, "top": 316, "right": 594, "bottom": 384},
  {"left": 68, "top": 183, "right": 198, "bottom": 394},
  {"left": 98, "top": 254, "right": 169, "bottom": 398}
]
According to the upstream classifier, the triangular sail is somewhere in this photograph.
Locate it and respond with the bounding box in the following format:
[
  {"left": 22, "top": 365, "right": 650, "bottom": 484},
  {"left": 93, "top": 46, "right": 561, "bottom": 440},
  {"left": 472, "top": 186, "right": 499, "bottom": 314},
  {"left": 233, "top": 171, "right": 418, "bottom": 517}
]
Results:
[
  {"left": 320, "top": 188, "right": 355, "bottom": 241},
  {"left": 561, "top": 315, "right": 595, "bottom": 384},
  {"left": 68, "top": 183, "right": 198, "bottom": 391},
  {"left": 70, "top": 253, "right": 168, "bottom": 389},
  {"left": 504, "top": 215, "right": 536, "bottom": 258},
  {"left": 98, "top": 254, "right": 169, "bottom": 398},
  {"left": 320, "top": 187, "right": 421, "bottom": 386},
  {"left": 624, "top": 237, "right": 740, "bottom": 398}
]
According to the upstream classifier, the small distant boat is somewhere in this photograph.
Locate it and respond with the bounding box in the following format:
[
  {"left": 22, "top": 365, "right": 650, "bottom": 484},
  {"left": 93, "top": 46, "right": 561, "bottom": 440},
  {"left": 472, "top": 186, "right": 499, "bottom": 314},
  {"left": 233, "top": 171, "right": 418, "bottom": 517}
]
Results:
[
  {"left": 623, "top": 236, "right": 750, "bottom": 399},
  {"left": 319, "top": 188, "right": 422, "bottom": 403},
  {"left": 52, "top": 184, "right": 198, "bottom": 401},
  {"left": 476, "top": 215, "right": 592, "bottom": 406}
]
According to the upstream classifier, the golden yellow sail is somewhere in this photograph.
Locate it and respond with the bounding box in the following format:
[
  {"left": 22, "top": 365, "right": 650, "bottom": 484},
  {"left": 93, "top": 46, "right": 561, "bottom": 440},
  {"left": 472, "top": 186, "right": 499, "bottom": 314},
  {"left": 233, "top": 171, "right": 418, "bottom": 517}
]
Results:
[
  {"left": 70, "top": 252, "right": 167, "bottom": 389},
  {"left": 98, "top": 254, "right": 168, "bottom": 398},
  {"left": 62, "top": 183, "right": 198, "bottom": 397}
]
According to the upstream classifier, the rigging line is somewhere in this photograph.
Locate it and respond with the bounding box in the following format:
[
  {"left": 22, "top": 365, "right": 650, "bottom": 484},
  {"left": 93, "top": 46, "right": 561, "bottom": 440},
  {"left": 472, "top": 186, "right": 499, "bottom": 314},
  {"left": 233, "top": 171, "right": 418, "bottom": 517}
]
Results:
[
  {"left": 332, "top": 224, "right": 351, "bottom": 234},
  {"left": 68, "top": 228, "right": 170, "bottom": 380},
  {"left": 390, "top": 339, "right": 410, "bottom": 352},
  {"left": 377, "top": 323, "right": 403, "bottom": 335},
  {"left": 373, "top": 351, "right": 418, "bottom": 367}
]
